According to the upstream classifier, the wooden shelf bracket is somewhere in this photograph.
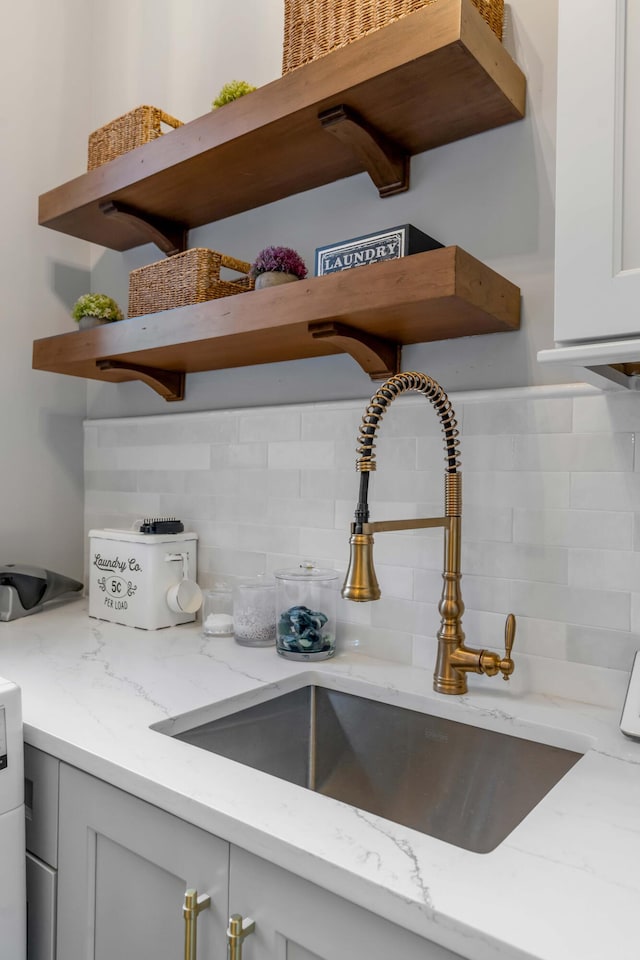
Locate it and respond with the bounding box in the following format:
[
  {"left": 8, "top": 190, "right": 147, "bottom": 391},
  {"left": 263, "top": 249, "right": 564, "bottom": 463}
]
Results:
[
  {"left": 99, "top": 201, "right": 188, "bottom": 256},
  {"left": 318, "top": 105, "right": 410, "bottom": 198},
  {"left": 96, "top": 360, "right": 185, "bottom": 402},
  {"left": 308, "top": 320, "right": 401, "bottom": 380}
]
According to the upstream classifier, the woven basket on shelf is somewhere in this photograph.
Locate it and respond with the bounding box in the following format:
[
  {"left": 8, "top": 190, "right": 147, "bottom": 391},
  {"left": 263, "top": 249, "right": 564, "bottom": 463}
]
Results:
[
  {"left": 282, "top": 0, "right": 503, "bottom": 73},
  {"left": 128, "top": 248, "right": 254, "bottom": 318},
  {"left": 87, "top": 105, "right": 183, "bottom": 171}
]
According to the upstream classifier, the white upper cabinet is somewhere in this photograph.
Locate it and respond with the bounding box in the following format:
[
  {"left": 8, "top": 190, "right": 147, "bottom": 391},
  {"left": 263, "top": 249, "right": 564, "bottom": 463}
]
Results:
[{"left": 540, "top": 0, "right": 640, "bottom": 387}]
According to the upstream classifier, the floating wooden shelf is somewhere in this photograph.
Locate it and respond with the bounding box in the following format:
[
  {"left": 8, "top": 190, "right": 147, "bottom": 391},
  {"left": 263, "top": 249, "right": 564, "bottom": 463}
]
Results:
[
  {"left": 32, "top": 248, "right": 521, "bottom": 400},
  {"left": 38, "top": 0, "right": 525, "bottom": 252}
]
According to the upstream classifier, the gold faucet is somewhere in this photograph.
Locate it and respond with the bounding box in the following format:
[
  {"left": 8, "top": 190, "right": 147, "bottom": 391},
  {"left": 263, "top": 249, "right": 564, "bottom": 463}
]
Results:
[{"left": 341, "top": 372, "right": 516, "bottom": 695}]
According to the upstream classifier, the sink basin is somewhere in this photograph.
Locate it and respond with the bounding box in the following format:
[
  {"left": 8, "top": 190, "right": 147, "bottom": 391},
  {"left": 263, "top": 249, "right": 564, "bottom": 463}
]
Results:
[{"left": 158, "top": 685, "right": 583, "bottom": 854}]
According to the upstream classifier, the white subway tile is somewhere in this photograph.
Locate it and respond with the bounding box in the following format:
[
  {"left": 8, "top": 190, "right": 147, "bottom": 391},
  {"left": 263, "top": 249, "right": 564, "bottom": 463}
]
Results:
[
  {"left": 369, "top": 469, "right": 443, "bottom": 503},
  {"left": 301, "top": 469, "right": 353, "bottom": 500},
  {"left": 302, "top": 408, "right": 362, "bottom": 443},
  {"left": 373, "top": 564, "right": 414, "bottom": 600},
  {"left": 339, "top": 625, "right": 414, "bottom": 665},
  {"left": 573, "top": 393, "right": 640, "bottom": 434},
  {"left": 266, "top": 498, "right": 334, "bottom": 529},
  {"left": 419, "top": 435, "right": 514, "bottom": 472},
  {"left": 239, "top": 410, "right": 300, "bottom": 443},
  {"left": 223, "top": 443, "right": 268, "bottom": 469},
  {"left": 462, "top": 541, "right": 567, "bottom": 584},
  {"left": 571, "top": 472, "right": 640, "bottom": 511},
  {"left": 158, "top": 494, "right": 212, "bottom": 521},
  {"left": 454, "top": 608, "right": 510, "bottom": 648},
  {"left": 503, "top": 615, "right": 568, "bottom": 660},
  {"left": 457, "top": 573, "right": 512, "bottom": 613},
  {"left": 370, "top": 595, "right": 419, "bottom": 634},
  {"left": 96, "top": 415, "right": 238, "bottom": 447},
  {"left": 86, "top": 444, "right": 210, "bottom": 472},
  {"left": 514, "top": 508, "right": 633, "bottom": 549},
  {"left": 266, "top": 470, "right": 300, "bottom": 499},
  {"left": 197, "top": 547, "right": 266, "bottom": 579},
  {"left": 569, "top": 548, "right": 640, "bottom": 593},
  {"left": 372, "top": 531, "right": 443, "bottom": 570},
  {"left": 461, "top": 397, "right": 572, "bottom": 436},
  {"left": 458, "top": 504, "right": 513, "bottom": 542},
  {"left": 376, "top": 399, "right": 450, "bottom": 438},
  {"left": 336, "top": 436, "right": 417, "bottom": 470},
  {"left": 85, "top": 491, "right": 161, "bottom": 516},
  {"left": 85, "top": 470, "right": 138, "bottom": 492},
  {"left": 299, "top": 527, "right": 348, "bottom": 563},
  {"left": 411, "top": 631, "right": 439, "bottom": 672},
  {"left": 463, "top": 472, "right": 570, "bottom": 509},
  {"left": 510, "top": 580, "right": 629, "bottom": 630},
  {"left": 210, "top": 498, "right": 269, "bottom": 525},
  {"left": 268, "top": 440, "right": 335, "bottom": 470},
  {"left": 336, "top": 599, "right": 372, "bottom": 628},
  {"left": 192, "top": 469, "right": 268, "bottom": 498},
  {"left": 203, "top": 522, "right": 300, "bottom": 556},
  {"left": 513, "top": 433, "right": 634, "bottom": 472},
  {"left": 565, "top": 624, "right": 638, "bottom": 671},
  {"left": 85, "top": 392, "right": 640, "bottom": 675}
]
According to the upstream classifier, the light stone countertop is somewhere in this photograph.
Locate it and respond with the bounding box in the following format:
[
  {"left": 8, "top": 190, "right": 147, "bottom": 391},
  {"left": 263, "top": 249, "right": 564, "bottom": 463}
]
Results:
[{"left": 1, "top": 599, "right": 638, "bottom": 960}]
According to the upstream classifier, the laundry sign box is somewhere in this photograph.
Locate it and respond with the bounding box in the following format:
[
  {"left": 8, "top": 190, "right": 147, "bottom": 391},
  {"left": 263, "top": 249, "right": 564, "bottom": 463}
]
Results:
[
  {"left": 314, "top": 224, "right": 443, "bottom": 276},
  {"left": 88, "top": 528, "right": 198, "bottom": 629}
]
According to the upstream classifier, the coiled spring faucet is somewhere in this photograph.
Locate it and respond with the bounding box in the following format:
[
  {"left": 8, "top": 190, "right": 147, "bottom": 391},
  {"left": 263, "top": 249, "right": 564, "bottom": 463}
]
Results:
[{"left": 341, "top": 371, "right": 516, "bottom": 695}]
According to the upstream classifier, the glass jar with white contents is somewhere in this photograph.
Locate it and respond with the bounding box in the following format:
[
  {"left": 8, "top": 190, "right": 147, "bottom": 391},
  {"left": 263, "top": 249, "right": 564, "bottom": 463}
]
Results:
[
  {"left": 274, "top": 563, "right": 338, "bottom": 661},
  {"left": 233, "top": 577, "right": 276, "bottom": 647},
  {"left": 202, "top": 584, "right": 234, "bottom": 637}
]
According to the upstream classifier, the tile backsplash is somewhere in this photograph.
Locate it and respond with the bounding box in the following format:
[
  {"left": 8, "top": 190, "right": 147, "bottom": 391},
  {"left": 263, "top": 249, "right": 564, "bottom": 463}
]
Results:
[{"left": 84, "top": 383, "right": 640, "bottom": 673}]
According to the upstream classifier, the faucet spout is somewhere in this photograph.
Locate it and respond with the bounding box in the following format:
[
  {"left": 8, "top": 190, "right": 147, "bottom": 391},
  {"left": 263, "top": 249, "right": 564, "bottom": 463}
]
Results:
[{"left": 341, "top": 372, "right": 515, "bottom": 696}]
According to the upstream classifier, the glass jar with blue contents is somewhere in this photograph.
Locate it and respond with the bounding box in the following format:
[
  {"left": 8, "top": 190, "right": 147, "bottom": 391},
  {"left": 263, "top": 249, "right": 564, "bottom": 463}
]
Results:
[{"left": 274, "top": 563, "right": 338, "bottom": 660}]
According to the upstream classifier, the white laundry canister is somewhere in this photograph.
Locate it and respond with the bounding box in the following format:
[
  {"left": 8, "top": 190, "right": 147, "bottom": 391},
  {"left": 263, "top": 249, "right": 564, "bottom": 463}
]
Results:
[{"left": 88, "top": 528, "right": 199, "bottom": 629}]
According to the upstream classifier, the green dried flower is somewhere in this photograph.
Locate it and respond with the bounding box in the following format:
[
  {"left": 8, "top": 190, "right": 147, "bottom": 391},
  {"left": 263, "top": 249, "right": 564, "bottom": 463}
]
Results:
[
  {"left": 212, "top": 80, "right": 257, "bottom": 109},
  {"left": 71, "top": 293, "right": 123, "bottom": 323}
]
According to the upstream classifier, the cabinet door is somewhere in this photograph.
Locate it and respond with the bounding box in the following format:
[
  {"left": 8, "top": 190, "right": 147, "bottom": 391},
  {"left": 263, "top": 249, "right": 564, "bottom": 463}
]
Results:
[
  {"left": 57, "top": 764, "right": 229, "bottom": 960},
  {"left": 24, "top": 745, "right": 59, "bottom": 868},
  {"left": 26, "top": 853, "right": 56, "bottom": 960},
  {"left": 229, "top": 846, "right": 462, "bottom": 960},
  {"left": 555, "top": 0, "right": 640, "bottom": 342}
]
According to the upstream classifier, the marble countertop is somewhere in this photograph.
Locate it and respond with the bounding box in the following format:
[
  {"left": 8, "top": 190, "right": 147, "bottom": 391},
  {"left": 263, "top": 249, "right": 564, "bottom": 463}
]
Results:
[{"left": 1, "top": 599, "right": 639, "bottom": 960}]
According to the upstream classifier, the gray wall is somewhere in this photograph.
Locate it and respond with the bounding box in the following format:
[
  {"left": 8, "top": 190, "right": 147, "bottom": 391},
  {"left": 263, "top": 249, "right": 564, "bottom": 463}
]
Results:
[
  {"left": 1, "top": 1, "right": 91, "bottom": 579},
  {"left": 88, "top": 0, "right": 565, "bottom": 419}
]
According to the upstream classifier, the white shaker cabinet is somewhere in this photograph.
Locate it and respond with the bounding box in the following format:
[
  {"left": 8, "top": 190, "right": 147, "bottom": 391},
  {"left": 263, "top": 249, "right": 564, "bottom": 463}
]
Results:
[
  {"left": 52, "top": 761, "right": 465, "bottom": 960},
  {"left": 228, "top": 845, "right": 462, "bottom": 960},
  {"left": 56, "top": 764, "right": 229, "bottom": 960},
  {"left": 539, "top": 0, "right": 640, "bottom": 387}
]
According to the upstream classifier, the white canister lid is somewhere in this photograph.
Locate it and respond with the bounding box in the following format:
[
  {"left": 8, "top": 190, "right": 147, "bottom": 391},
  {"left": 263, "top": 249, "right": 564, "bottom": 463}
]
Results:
[{"left": 274, "top": 562, "right": 338, "bottom": 582}]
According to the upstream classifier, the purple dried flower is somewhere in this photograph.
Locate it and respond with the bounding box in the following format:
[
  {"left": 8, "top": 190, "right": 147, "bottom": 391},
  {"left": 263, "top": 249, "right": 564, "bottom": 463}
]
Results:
[{"left": 250, "top": 246, "right": 308, "bottom": 279}]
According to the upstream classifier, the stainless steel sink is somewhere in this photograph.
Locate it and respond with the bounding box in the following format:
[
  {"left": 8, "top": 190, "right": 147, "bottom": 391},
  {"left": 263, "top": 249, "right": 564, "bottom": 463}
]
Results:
[{"left": 162, "top": 685, "right": 583, "bottom": 853}]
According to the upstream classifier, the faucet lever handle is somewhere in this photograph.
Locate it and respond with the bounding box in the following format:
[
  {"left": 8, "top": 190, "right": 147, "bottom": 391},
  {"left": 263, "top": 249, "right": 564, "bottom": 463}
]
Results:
[{"left": 500, "top": 613, "right": 516, "bottom": 680}]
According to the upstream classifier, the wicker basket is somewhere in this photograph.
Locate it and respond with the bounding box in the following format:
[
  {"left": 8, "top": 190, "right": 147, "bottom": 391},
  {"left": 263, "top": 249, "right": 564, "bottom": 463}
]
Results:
[
  {"left": 88, "top": 105, "right": 183, "bottom": 171},
  {"left": 128, "top": 248, "right": 254, "bottom": 318},
  {"left": 282, "top": 0, "right": 503, "bottom": 73}
]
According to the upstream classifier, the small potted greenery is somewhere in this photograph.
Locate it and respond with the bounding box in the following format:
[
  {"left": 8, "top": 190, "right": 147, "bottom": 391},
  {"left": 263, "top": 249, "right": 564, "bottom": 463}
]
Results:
[
  {"left": 250, "top": 246, "right": 308, "bottom": 290},
  {"left": 211, "top": 80, "right": 256, "bottom": 110},
  {"left": 72, "top": 294, "right": 124, "bottom": 330}
]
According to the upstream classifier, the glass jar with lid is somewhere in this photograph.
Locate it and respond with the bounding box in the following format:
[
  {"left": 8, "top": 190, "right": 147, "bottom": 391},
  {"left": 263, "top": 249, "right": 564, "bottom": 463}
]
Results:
[
  {"left": 274, "top": 562, "right": 338, "bottom": 661},
  {"left": 233, "top": 576, "right": 276, "bottom": 647}
]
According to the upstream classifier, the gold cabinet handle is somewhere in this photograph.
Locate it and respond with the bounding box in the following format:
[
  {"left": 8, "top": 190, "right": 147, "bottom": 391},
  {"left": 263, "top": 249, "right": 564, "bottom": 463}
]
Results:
[
  {"left": 227, "top": 913, "right": 256, "bottom": 960},
  {"left": 183, "top": 888, "right": 211, "bottom": 960}
]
